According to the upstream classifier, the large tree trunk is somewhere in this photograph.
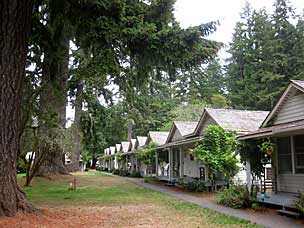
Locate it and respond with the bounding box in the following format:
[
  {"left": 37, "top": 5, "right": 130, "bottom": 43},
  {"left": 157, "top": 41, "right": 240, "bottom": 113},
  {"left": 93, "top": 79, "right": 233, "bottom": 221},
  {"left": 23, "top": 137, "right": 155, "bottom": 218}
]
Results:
[
  {"left": 0, "top": 0, "right": 36, "bottom": 216},
  {"left": 37, "top": 38, "right": 70, "bottom": 176},
  {"left": 66, "top": 82, "right": 83, "bottom": 172},
  {"left": 36, "top": 0, "right": 72, "bottom": 176}
]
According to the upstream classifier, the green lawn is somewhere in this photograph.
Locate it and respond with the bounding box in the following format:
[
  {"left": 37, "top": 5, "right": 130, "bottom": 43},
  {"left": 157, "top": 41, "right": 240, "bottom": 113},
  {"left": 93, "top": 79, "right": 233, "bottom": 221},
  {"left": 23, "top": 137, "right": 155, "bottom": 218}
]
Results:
[{"left": 12, "top": 171, "right": 262, "bottom": 228}]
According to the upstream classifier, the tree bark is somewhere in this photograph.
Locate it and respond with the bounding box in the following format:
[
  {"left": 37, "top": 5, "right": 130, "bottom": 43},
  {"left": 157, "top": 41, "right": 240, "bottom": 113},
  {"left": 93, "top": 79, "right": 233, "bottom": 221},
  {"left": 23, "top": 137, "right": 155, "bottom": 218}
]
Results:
[
  {"left": 37, "top": 38, "right": 70, "bottom": 176},
  {"left": 0, "top": 0, "right": 36, "bottom": 216},
  {"left": 66, "top": 82, "right": 83, "bottom": 172}
]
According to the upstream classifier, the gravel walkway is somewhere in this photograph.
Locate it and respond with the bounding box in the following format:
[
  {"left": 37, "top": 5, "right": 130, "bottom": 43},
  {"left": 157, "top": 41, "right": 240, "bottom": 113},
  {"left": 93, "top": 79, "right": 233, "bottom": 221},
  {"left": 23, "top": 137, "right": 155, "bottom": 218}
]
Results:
[{"left": 126, "top": 177, "right": 304, "bottom": 228}]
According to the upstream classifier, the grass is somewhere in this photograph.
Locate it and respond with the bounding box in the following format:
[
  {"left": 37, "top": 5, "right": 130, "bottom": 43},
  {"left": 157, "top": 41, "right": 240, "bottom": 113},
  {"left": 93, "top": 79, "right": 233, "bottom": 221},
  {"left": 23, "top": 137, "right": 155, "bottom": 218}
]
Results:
[{"left": 16, "top": 171, "right": 262, "bottom": 228}]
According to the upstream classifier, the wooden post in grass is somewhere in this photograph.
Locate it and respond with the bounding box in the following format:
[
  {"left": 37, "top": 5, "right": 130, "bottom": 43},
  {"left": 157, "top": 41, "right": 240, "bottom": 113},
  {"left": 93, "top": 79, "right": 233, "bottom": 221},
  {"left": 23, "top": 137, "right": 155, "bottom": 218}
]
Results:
[{"left": 73, "top": 176, "right": 77, "bottom": 191}]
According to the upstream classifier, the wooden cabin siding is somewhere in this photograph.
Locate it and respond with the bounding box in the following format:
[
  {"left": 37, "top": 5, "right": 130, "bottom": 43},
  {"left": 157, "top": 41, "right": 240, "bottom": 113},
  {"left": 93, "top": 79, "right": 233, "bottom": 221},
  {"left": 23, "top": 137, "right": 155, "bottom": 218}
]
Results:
[
  {"left": 233, "top": 163, "right": 247, "bottom": 183},
  {"left": 182, "top": 148, "right": 204, "bottom": 178},
  {"left": 200, "top": 116, "right": 217, "bottom": 135},
  {"left": 172, "top": 129, "right": 183, "bottom": 142},
  {"left": 278, "top": 174, "right": 304, "bottom": 192},
  {"left": 274, "top": 94, "right": 304, "bottom": 125}
]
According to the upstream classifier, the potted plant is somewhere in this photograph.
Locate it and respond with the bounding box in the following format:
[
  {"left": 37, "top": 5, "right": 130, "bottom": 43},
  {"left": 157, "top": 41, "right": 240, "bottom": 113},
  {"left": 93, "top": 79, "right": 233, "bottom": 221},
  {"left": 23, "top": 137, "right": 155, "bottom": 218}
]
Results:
[{"left": 258, "top": 139, "right": 275, "bottom": 156}]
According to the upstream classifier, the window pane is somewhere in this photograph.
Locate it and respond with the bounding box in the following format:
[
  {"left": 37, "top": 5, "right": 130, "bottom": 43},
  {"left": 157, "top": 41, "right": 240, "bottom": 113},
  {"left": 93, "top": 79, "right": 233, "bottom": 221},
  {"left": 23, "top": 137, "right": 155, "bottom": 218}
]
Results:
[
  {"left": 277, "top": 137, "right": 292, "bottom": 173},
  {"left": 277, "top": 137, "right": 291, "bottom": 155},
  {"left": 294, "top": 135, "right": 304, "bottom": 173},
  {"left": 278, "top": 155, "right": 292, "bottom": 173}
]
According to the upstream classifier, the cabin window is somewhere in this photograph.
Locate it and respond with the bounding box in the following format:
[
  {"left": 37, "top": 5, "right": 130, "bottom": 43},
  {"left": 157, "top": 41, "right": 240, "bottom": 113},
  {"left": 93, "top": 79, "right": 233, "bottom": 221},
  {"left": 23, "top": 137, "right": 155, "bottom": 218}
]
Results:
[
  {"left": 189, "top": 152, "right": 194, "bottom": 161},
  {"left": 277, "top": 137, "right": 292, "bottom": 174},
  {"left": 294, "top": 135, "right": 304, "bottom": 173}
]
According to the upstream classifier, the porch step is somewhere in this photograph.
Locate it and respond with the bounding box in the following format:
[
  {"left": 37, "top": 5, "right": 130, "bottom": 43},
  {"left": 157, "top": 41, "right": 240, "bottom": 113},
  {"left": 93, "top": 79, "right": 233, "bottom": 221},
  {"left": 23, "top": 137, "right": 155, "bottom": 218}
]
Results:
[{"left": 277, "top": 209, "right": 301, "bottom": 218}]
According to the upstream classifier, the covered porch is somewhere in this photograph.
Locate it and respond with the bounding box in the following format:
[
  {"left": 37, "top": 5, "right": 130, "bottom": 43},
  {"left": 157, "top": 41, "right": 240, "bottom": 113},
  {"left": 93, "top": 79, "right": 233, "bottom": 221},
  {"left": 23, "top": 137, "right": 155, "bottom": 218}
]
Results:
[
  {"left": 155, "top": 147, "right": 183, "bottom": 182},
  {"left": 257, "top": 192, "right": 298, "bottom": 210}
]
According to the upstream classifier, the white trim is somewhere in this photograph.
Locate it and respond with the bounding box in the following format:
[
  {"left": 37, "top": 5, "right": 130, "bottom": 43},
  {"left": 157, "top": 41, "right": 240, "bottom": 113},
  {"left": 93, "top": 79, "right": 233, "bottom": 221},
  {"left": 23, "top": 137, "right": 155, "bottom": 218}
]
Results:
[
  {"left": 291, "top": 136, "right": 296, "bottom": 174},
  {"left": 262, "top": 81, "right": 304, "bottom": 127}
]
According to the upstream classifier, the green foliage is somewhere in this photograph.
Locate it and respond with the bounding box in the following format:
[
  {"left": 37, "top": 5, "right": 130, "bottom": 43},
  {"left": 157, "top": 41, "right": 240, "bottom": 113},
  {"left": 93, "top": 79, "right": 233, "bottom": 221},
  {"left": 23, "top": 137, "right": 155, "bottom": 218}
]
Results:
[
  {"left": 258, "top": 139, "right": 276, "bottom": 156},
  {"left": 226, "top": 1, "right": 304, "bottom": 110},
  {"left": 296, "top": 193, "right": 304, "bottom": 214},
  {"left": 136, "top": 142, "right": 158, "bottom": 165},
  {"left": 143, "top": 176, "right": 157, "bottom": 183},
  {"left": 80, "top": 98, "right": 106, "bottom": 165},
  {"left": 118, "top": 169, "right": 129, "bottom": 177},
  {"left": 177, "top": 179, "right": 207, "bottom": 192},
  {"left": 210, "top": 94, "right": 229, "bottom": 109},
  {"left": 239, "top": 140, "right": 271, "bottom": 179},
  {"left": 194, "top": 125, "right": 239, "bottom": 188},
  {"left": 112, "top": 169, "right": 120, "bottom": 175},
  {"left": 216, "top": 184, "right": 256, "bottom": 209},
  {"left": 160, "top": 100, "right": 210, "bottom": 131},
  {"left": 130, "top": 171, "right": 142, "bottom": 178}
]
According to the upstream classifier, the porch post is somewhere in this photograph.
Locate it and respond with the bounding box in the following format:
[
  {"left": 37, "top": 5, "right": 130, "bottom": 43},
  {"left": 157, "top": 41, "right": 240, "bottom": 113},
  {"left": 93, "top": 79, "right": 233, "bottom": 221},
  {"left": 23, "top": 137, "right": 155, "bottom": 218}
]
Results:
[
  {"left": 155, "top": 151, "right": 158, "bottom": 177},
  {"left": 179, "top": 147, "right": 184, "bottom": 178},
  {"left": 125, "top": 155, "right": 128, "bottom": 171},
  {"left": 169, "top": 148, "right": 173, "bottom": 181},
  {"left": 246, "top": 160, "right": 252, "bottom": 191}
]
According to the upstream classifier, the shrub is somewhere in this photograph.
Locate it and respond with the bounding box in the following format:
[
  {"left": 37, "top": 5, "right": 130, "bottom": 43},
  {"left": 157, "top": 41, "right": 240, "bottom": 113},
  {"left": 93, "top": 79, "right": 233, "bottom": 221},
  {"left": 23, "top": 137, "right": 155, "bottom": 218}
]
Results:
[
  {"left": 296, "top": 193, "right": 304, "bottom": 214},
  {"left": 112, "top": 169, "right": 120, "bottom": 175},
  {"left": 177, "top": 178, "right": 206, "bottom": 192},
  {"left": 143, "top": 176, "right": 156, "bottom": 183},
  {"left": 130, "top": 171, "right": 142, "bottom": 178},
  {"left": 118, "top": 169, "right": 128, "bottom": 176},
  {"left": 216, "top": 184, "right": 255, "bottom": 209},
  {"left": 109, "top": 168, "right": 115, "bottom": 173},
  {"left": 96, "top": 166, "right": 102, "bottom": 171}
]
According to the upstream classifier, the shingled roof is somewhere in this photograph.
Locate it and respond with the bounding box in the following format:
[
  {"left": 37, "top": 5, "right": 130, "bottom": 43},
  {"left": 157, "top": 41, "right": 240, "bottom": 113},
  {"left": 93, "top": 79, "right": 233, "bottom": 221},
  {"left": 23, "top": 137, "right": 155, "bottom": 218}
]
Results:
[
  {"left": 174, "top": 121, "right": 198, "bottom": 136},
  {"left": 166, "top": 121, "right": 198, "bottom": 143},
  {"left": 130, "top": 138, "right": 137, "bottom": 150},
  {"left": 205, "top": 108, "right": 269, "bottom": 134},
  {"left": 110, "top": 146, "right": 116, "bottom": 155},
  {"left": 121, "top": 142, "right": 131, "bottom": 153},
  {"left": 148, "top": 131, "right": 169, "bottom": 146},
  {"left": 116, "top": 144, "right": 122, "bottom": 152},
  {"left": 291, "top": 80, "right": 304, "bottom": 89},
  {"left": 137, "top": 136, "right": 147, "bottom": 148}
]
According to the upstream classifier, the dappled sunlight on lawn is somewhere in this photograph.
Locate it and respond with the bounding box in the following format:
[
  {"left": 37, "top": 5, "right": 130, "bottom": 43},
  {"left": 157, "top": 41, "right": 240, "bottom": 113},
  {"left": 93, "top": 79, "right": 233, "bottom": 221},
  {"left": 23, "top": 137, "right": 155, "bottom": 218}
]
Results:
[{"left": 6, "top": 171, "right": 262, "bottom": 228}]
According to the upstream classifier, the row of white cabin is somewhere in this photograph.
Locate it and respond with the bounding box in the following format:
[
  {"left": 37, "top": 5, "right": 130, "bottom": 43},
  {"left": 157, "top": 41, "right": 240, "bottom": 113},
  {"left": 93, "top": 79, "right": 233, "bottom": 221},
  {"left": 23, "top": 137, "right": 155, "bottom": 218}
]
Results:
[
  {"left": 99, "top": 80, "right": 304, "bottom": 209},
  {"left": 100, "top": 106, "right": 271, "bottom": 189},
  {"left": 100, "top": 80, "right": 304, "bottom": 202}
]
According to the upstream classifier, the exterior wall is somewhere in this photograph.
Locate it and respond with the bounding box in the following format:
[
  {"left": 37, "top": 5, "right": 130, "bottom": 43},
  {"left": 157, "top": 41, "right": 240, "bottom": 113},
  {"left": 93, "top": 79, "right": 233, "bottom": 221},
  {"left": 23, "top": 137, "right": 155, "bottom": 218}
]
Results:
[
  {"left": 199, "top": 116, "right": 217, "bottom": 135},
  {"left": 274, "top": 93, "right": 304, "bottom": 125},
  {"left": 277, "top": 174, "right": 304, "bottom": 192},
  {"left": 183, "top": 148, "right": 203, "bottom": 178},
  {"left": 171, "top": 129, "right": 183, "bottom": 142},
  {"left": 233, "top": 164, "right": 247, "bottom": 184}
]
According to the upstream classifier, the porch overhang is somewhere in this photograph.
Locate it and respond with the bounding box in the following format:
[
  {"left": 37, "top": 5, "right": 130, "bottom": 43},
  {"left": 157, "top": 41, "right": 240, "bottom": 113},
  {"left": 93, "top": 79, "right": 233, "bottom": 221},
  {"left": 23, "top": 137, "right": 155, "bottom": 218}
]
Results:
[
  {"left": 238, "top": 120, "right": 304, "bottom": 140},
  {"left": 156, "top": 136, "right": 203, "bottom": 150}
]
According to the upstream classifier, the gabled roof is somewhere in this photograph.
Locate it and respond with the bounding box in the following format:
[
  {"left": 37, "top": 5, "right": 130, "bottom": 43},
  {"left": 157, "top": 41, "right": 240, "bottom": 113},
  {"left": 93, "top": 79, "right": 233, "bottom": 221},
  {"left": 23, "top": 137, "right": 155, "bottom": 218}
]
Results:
[
  {"left": 261, "top": 80, "right": 304, "bottom": 127},
  {"left": 105, "top": 148, "right": 110, "bottom": 155},
  {"left": 189, "top": 108, "right": 269, "bottom": 136},
  {"left": 121, "top": 142, "right": 131, "bottom": 153},
  {"left": 137, "top": 136, "right": 148, "bottom": 148},
  {"left": 166, "top": 121, "right": 198, "bottom": 143},
  {"left": 130, "top": 138, "right": 137, "bottom": 151},
  {"left": 148, "top": 131, "right": 169, "bottom": 146},
  {"left": 116, "top": 144, "right": 122, "bottom": 152},
  {"left": 110, "top": 146, "right": 116, "bottom": 155}
]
